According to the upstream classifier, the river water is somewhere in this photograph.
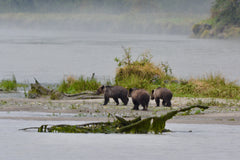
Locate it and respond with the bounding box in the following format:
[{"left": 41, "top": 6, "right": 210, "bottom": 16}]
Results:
[
  {"left": 1, "top": 29, "right": 240, "bottom": 159},
  {"left": 0, "top": 29, "right": 240, "bottom": 83},
  {"left": 0, "top": 119, "right": 240, "bottom": 160}
]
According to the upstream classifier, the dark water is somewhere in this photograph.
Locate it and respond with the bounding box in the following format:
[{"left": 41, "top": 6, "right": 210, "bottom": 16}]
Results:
[
  {"left": 0, "top": 119, "right": 240, "bottom": 160},
  {"left": 1, "top": 29, "right": 240, "bottom": 83}
]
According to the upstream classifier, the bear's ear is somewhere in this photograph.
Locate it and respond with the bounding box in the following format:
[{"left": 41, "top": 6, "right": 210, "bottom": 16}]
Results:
[
  {"left": 128, "top": 88, "right": 133, "bottom": 96},
  {"left": 152, "top": 90, "right": 154, "bottom": 94},
  {"left": 129, "top": 88, "right": 133, "bottom": 94},
  {"left": 101, "top": 85, "right": 105, "bottom": 90}
]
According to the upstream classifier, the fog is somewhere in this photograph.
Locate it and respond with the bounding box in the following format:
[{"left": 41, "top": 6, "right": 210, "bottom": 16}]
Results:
[
  {"left": 0, "top": 0, "right": 214, "bottom": 34},
  {"left": 5, "top": 0, "right": 238, "bottom": 84}
]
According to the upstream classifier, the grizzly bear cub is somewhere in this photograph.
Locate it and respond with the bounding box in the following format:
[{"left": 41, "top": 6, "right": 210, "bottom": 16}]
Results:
[
  {"left": 96, "top": 85, "right": 129, "bottom": 105},
  {"left": 129, "top": 88, "right": 150, "bottom": 111},
  {"left": 151, "top": 87, "right": 172, "bottom": 107}
]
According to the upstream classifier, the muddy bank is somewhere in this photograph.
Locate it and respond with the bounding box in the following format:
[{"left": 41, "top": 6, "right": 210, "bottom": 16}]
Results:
[{"left": 0, "top": 97, "right": 240, "bottom": 125}]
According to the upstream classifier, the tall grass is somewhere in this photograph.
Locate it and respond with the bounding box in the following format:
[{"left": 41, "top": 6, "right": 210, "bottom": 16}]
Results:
[
  {"left": 57, "top": 71, "right": 240, "bottom": 99},
  {"left": 114, "top": 49, "right": 240, "bottom": 99},
  {"left": 0, "top": 75, "right": 17, "bottom": 91},
  {"left": 166, "top": 73, "right": 240, "bottom": 99},
  {"left": 114, "top": 47, "right": 175, "bottom": 91},
  {"left": 57, "top": 75, "right": 101, "bottom": 94}
]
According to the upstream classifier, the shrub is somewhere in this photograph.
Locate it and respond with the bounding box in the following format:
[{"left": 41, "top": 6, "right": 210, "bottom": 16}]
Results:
[
  {"left": 114, "top": 47, "right": 174, "bottom": 90},
  {"left": 166, "top": 73, "right": 240, "bottom": 99},
  {"left": 0, "top": 75, "right": 17, "bottom": 91},
  {"left": 199, "top": 73, "right": 240, "bottom": 99},
  {"left": 58, "top": 75, "right": 101, "bottom": 94}
]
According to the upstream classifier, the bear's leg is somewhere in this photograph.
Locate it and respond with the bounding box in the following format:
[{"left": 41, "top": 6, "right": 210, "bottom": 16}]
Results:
[
  {"left": 133, "top": 104, "right": 139, "bottom": 110},
  {"left": 145, "top": 103, "right": 149, "bottom": 110},
  {"left": 103, "top": 96, "right": 109, "bottom": 105},
  {"left": 142, "top": 104, "right": 147, "bottom": 111},
  {"left": 141, "top": 101, "right": 148, "bottom": 111},
  {"left": 121, "top": 96, "right": 129, "bottom": 105},
  {"left": 155, "top": 98, "right": 160, "bottom": 107},
  {"left": 162, "top": 100, "right": 166, "bottom": 106},
  {"left": 166, "top": 101, "right": 172, "bottom": 107},
  {"left": 132, "top": 99, "right": 139, "bottom": 110},
  {"left": 113, "top": 97, "right": 119, "bottom": 105}
]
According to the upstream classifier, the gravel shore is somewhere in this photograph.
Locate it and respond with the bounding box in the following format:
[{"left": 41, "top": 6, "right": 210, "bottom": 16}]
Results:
[{"left": 0, "top": 97, "right": 240, "bottom": 125}]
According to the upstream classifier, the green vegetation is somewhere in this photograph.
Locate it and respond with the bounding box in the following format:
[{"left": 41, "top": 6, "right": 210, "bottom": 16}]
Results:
[
  {"left": 2, "top": 50, "right": 239, "bottom": 101},
  {"left": 114, "top": 50, "right": 240, "bottom": 100},
  {"left": 114, "top": 47, "right": 174, "bottom": 90},
  {"left": 57, "top": 75, "right": 101, "bottom": 94},
  {"left": 35, "top": 105, "right": 208, "bottom": 134},
  {"left": 0, "top": 100, "right": 7, "bottom": 105},
  {"left": 192, "top": 0, "right": 240, "bottom": 39},
  {"left": 0, "top": 75, "right": 17, "bottom": 91},
  {"left": 52, "top": 49, "right": 238, "bottom": 100},
  {"left": 167, "top": 73, "right": 240, "bottom": 99}
]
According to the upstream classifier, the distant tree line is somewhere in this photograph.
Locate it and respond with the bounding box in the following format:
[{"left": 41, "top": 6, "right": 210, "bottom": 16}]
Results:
[
  {"left": 192, "top": 0, "right": 240, "bottom": 38},
  {"left": 0, "top": 0, "right": 213, "bottom": 14}
]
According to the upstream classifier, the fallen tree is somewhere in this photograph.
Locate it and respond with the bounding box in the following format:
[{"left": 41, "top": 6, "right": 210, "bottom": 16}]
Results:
[
  {"left": 28, "top": 78, "right": 103, "bottom": 100},
  {"left": 21, "top": 105, "right": 209, "bottom": 134}
]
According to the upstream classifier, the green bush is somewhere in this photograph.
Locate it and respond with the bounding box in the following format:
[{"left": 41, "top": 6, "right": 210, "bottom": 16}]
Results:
[
  {"left": 166, "top": 73, "right": 240, "bottom": 99},
  {"left": 114, "top": 47, "right": 175, "bottom": 91},
  {"left": 0, "top": 75, "right": 17, "bottom": 91},
  {"left": 58, "top": 75, "right": 101, "bottom": 94}
]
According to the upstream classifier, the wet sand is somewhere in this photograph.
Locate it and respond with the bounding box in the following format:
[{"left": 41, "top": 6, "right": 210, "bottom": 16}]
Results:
[{"left": 0, "top": 97, "right": 240, "bottom": 125}]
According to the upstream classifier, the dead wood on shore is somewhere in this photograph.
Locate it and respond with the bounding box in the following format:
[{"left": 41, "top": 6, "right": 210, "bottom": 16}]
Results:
[
  {"left": 28, "top": 78, "right": 103, "bottom": 100},
  {"left": 22, "top": 105, "right": 209, "bottom": 134}
]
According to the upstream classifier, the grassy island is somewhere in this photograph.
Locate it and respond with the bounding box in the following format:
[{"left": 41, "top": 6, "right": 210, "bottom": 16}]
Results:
[{"left": 55, "top": 49, "right": 240, "bottom": 100}]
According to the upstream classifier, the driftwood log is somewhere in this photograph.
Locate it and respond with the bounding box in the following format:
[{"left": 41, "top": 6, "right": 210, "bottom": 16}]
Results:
[
  {"left": 28, "top": 78, "right": 103, "bottom": 100},
  {"left": 21, "top": 105, "right": 209, "bottom": 134}
]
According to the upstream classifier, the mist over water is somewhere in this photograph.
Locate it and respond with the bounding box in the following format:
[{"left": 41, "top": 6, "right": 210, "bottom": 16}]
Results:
[
  {"left": 0, "top": 28, "right": 240, "bottom": 83},
  {"left": 1, "top": 0, "right": 239, "bottom": 84},
  {"left": 0, "top": 0, "right": 213, "bottom": 34}
]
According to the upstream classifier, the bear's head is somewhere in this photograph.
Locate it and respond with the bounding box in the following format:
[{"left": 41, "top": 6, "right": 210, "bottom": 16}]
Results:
[
  {"left": 96, "top": 85, "right": 105, "bottom": 95},
  {"left": 128, "top": 88, "right": 138, "bottom": 97}
]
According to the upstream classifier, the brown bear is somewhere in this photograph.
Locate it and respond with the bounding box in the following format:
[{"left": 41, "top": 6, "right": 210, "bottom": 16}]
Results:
[
  {"left": 129, "top": 88, "right": 150, "bottom": 111},
  {"left": 151, "top": 87, "right": 172, "bottom": 107},
  {"left": 96, "top": 85, "right": 129, "bottom": 105}
]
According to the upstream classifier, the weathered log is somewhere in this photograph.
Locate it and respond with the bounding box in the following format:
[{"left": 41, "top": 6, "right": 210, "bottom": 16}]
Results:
[
  {"left": 28, "top": 78, "right": 54, "bottom": 99},
  {"left": 28, "top": 78, "right": 103, "bottom": 100},
  {"left": 63, "top": 95, "right": 104, "bottom": 100},
  {"left": 63, "top": 91, "right": 98, "bottom": 97},
  {"left": 23, "top": 105, "right": 209, "bottom": 134}
]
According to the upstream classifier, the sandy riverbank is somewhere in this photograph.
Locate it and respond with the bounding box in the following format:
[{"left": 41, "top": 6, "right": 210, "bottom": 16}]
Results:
[{"left": 0, "top": 97, "right": 240, "bottom": 125}]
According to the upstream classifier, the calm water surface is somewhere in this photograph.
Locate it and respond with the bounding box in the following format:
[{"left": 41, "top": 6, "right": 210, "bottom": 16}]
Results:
[
  {"left": 0, "top": 29, "right": 240, "bottom": 83},
  {"left": 1, "top": 30, "right": 240, "bottom": 159},
  {"left": 0, "top": 119, "right": 240, "bottom": 160}
]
